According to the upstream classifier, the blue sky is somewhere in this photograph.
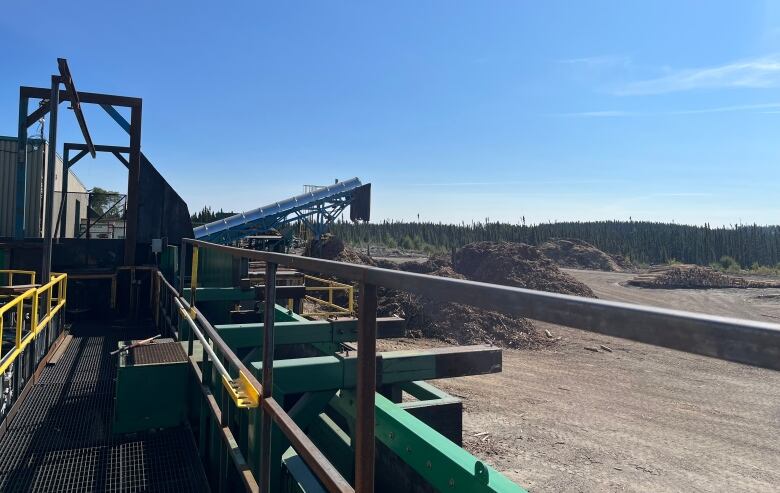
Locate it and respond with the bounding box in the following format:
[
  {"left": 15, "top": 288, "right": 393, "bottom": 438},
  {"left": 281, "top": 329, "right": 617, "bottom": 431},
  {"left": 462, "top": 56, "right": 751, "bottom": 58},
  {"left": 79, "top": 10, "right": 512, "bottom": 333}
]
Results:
[{"left": 2, "top": 1, "right": 780, "bottom": 226}]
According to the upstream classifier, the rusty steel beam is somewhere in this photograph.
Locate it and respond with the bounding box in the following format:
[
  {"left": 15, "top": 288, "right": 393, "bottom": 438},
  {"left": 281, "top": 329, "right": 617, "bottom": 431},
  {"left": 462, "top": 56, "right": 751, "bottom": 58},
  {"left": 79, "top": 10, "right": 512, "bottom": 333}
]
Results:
[
  {"left": 260, "top": 261, "right": 277, "bottom": 492},
  {"left": 183, "top": 239, "right": 780, "bottom": 372},
  {"left": 57, "top": 58, "right": 95, "bottom": 158},
  {"left": 355, "top": 282, "right": 377, "bottom": 493},
  {"left": 20, "top": 86, "right": 142, "bottom": 107}
]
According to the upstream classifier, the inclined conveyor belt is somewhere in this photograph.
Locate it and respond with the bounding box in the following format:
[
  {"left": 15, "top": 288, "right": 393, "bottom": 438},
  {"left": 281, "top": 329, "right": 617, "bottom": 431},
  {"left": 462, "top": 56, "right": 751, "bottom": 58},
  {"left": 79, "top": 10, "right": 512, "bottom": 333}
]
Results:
[{"left": 193, "top": 177, "right": 364, "bottom": 244}]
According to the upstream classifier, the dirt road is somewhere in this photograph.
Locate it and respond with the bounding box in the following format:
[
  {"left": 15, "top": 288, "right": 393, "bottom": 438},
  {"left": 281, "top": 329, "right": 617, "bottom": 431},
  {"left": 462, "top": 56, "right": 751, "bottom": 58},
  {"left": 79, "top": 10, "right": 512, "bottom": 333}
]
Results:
[{"left": 386, "top": 269, "right": 780, "bottom": 492}]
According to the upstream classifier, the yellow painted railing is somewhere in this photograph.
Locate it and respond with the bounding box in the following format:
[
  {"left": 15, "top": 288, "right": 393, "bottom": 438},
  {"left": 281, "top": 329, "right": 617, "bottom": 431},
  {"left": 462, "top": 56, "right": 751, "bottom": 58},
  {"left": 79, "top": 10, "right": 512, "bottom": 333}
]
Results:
[
  {"left": 0, "top": 270, "right": 36, "bottom": 288},
  {"left": 303, "top": 274, "right": 354, "bottom": 317},
  {"left": 0, "top": 287, "right": 36, "bottom": 359},
  {"left": 0, "top": 273, "right": 67, "bottom": 375}
]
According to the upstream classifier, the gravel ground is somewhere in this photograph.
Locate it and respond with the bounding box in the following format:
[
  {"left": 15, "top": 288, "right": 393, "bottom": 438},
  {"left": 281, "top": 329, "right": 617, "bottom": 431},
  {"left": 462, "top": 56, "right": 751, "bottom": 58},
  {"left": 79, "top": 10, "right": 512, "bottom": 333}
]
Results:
[{"left": 381, "top": 269, "right": 780, "bottom": 492}]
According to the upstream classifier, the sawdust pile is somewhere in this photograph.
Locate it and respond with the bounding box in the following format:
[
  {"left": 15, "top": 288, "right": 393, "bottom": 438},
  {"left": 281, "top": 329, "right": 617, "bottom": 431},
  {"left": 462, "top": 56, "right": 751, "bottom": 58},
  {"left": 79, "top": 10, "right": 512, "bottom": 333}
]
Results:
[
  {"left": 539, "top": 238, "right": 633, "bottom": 272},
  {"left": 307, "top": 236, "right": 374, "bottom": 265},
  {"left": 454, "top": 242, "right": 596, "bottom": 297},
  {"left": 308, "top": 237, "right": 602, "bottom": 348},
  {"left": 373, "top": 263, "right": 540, "bottom": 348},
  {"left": 628, "top": 265, "right": 780, "bottom": 289}
]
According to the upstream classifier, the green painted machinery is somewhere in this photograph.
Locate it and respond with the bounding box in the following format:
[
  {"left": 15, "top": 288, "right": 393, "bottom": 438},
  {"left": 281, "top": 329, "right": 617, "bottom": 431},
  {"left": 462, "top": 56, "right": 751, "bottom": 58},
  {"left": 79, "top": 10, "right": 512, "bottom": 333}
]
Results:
[
  {"left": 151, "top": 245, "right": 528, "bottom": 493},
  {"left": 114, "top": 338, "right": 189, "bottom": 434}
]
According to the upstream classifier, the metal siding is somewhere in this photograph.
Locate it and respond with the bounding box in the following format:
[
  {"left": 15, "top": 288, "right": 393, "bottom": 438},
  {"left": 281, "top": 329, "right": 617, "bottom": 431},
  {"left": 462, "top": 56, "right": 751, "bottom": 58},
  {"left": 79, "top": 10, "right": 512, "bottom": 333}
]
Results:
[
  {"left": 28, "top": 142, "right": 45, "bottom": 238},
  {"left": 0, "top": 137, "right": 68, "bottom": 238},
  {"left": 0, "top": 138, "right": 15, "bottom": 237}
]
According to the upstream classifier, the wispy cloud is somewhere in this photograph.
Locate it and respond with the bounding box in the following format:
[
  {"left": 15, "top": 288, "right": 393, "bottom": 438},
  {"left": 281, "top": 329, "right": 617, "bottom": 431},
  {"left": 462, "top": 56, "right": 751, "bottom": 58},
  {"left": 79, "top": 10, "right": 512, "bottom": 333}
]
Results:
[
  {"left": 670, "top": 102, "right": 780, "bottom": 114},
  {"left": 554, "top": 102, "right": 780, "bottom": 118},
  {"left": 617, "top": 55, "right": 780, "bottom": 95}
]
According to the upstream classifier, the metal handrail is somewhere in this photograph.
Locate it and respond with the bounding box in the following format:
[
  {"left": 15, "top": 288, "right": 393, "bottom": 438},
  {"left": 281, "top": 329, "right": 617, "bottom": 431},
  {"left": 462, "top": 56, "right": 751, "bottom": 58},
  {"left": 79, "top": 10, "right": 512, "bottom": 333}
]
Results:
[
  {"left": 155, "top": 270, "right": 354, "bottom": 493},
  {"left": 0, "top": 269, "right": 36, "bottom": 287},
  {"left": 0, "top": 273, "right": 67, "bottom": 375},
  {"left": 36, "top": 273, "right": 67, "bottom": 332},
  {"left": 180, "top": 237, "right": 780, "bottom": 492},
  {"left": 304, "top": 274, "right": 354, "bottom": 317},
  {"left": 184, "top": 238, "right": 780, "bottom": 372},
  {"left": 0, "top": 288, "right": 36, "bottom": 361},
  {"left": 174, "top": 297, "right": 259, "bottom": 408}
]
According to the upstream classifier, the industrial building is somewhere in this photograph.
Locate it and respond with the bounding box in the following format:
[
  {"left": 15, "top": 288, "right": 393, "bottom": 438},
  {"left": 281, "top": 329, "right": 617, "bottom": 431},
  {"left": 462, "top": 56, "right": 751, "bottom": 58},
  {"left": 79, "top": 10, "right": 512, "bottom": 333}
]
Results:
[{"left": 0, "top": 136, "right": 87, "bottom": 239}]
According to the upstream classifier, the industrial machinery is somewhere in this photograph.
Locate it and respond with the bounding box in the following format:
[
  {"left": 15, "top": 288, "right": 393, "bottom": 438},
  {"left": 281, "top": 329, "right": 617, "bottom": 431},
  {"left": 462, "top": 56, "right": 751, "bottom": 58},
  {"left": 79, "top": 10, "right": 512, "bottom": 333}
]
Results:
[
  {"left": 0, "top": 59, "right": 779, "bottom": 493},
  {"left": 193, "top": 178, "right": 371, "bottom": 245}
]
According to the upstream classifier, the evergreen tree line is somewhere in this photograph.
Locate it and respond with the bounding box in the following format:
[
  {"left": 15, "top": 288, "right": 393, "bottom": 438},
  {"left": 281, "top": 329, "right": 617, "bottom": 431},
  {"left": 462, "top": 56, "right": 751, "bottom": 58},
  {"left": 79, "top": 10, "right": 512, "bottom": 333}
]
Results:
[
  {"left": 191, "top": 206, "right": 235, "bottom": 226},
  {"left": 331, "top": 220, "right": 780, "bottom": 267}
]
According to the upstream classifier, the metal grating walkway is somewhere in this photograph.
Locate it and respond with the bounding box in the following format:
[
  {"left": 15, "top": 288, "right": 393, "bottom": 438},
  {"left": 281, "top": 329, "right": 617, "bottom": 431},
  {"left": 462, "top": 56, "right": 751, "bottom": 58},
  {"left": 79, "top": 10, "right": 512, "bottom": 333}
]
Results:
[{"left": 0, "top": 321, "right": 210, "bottom": 492}]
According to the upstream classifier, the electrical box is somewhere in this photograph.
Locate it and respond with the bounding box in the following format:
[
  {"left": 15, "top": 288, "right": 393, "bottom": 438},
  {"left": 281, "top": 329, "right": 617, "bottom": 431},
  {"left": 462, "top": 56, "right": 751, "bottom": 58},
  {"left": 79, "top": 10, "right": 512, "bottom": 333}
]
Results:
[{"left": 114, "top": 339, "right": 188, "bottom": 434}]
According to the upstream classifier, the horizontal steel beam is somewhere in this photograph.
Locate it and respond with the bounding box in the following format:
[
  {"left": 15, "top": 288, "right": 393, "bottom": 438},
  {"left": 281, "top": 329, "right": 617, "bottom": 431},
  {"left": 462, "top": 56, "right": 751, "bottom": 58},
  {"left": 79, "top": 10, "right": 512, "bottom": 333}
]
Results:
[
  {"left": 184, "top": 239, "right": 780, "bottom": 371},
  {"left": 215, "top": 317, "right": 405, "bottom": 349},
  {"left": 20, "top": 86, "right": 142, "bottom": 107},
  {"left": 64, "top": 142, "right": 130, "bottom": 153},
  {"left": 251, "top": 345, "right": 501, "bottom": 393}
]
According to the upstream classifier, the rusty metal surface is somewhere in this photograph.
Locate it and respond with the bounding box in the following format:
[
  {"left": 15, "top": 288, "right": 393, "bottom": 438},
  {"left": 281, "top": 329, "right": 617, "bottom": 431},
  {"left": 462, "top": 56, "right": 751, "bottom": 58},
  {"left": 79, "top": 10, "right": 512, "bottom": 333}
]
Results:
[
  {"left": 355, "top": 282, "right": 378, "bottom": 493},
  {"left": 127, "top": 339, "right": 186, "bottom": 365},
  {"left": 184, "top": 239, "right": 780, "bottom": 372}
]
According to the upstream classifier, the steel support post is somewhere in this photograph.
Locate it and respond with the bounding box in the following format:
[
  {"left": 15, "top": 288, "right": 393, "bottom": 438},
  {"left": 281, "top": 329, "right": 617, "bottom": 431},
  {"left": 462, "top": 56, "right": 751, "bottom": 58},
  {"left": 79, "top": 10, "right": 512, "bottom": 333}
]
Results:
[
  {"left": 85, "top": 192, "right": 91, "bottom": 239},
  {"left": 177, "top": 243, "right": 188, "bottom": 297},
  {"left": 58, "top": 147, "right": 69, "bottom": 239},
  {"left": 124, "top": 103, "right": 142, "bottom": 265},
  {"left": 260, "top": 261, "right": 277, "bottom": 492},
  {"left": 41, "top": 75, "right": 60, "bottom": 283},
  {"left": 355, "top": 282, "right": 377, "bottom": 493},
  {"left": 15, "top": 93, "right": 29, "bottom": 239},
  {"left": 189, "top": 246, "right": 199, "bottom": 315}
]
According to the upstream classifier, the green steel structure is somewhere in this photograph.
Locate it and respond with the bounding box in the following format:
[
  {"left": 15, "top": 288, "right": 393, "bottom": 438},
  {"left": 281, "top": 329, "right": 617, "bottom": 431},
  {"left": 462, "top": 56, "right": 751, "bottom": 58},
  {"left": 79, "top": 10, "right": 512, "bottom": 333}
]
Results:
[
  {"left": 152, "top": 242, "right": 527, "bottom": 492},
  {"left": 2, "top": 226, "right": 780, "bottom": 492},
  {"left": 147, "top": 238, "right": 780, "bottom": 492}
]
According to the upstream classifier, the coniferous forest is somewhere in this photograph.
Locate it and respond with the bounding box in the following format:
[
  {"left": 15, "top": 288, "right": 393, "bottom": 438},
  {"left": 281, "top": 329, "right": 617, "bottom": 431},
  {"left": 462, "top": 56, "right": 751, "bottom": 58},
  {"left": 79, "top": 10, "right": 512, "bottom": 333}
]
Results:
[
  {"left": 331, "top": 220, "right": 780, "bottom": 268},
  {"left": 190, "top": 206, "right": 236, "bottom": 226}
]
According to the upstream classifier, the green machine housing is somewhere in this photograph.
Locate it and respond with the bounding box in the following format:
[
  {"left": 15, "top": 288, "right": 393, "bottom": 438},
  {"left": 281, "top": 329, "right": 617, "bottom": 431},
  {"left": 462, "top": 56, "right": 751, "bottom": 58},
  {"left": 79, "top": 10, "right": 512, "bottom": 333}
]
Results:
[{"left": 114, "top": 338, "right": 189, "bottom": 434}]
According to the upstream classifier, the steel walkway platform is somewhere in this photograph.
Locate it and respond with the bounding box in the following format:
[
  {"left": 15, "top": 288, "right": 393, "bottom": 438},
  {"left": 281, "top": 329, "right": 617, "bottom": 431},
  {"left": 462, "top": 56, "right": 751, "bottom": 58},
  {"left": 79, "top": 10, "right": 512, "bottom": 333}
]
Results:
[{"left": 0, "top": 320, "right": 209, "bottom": 492}]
